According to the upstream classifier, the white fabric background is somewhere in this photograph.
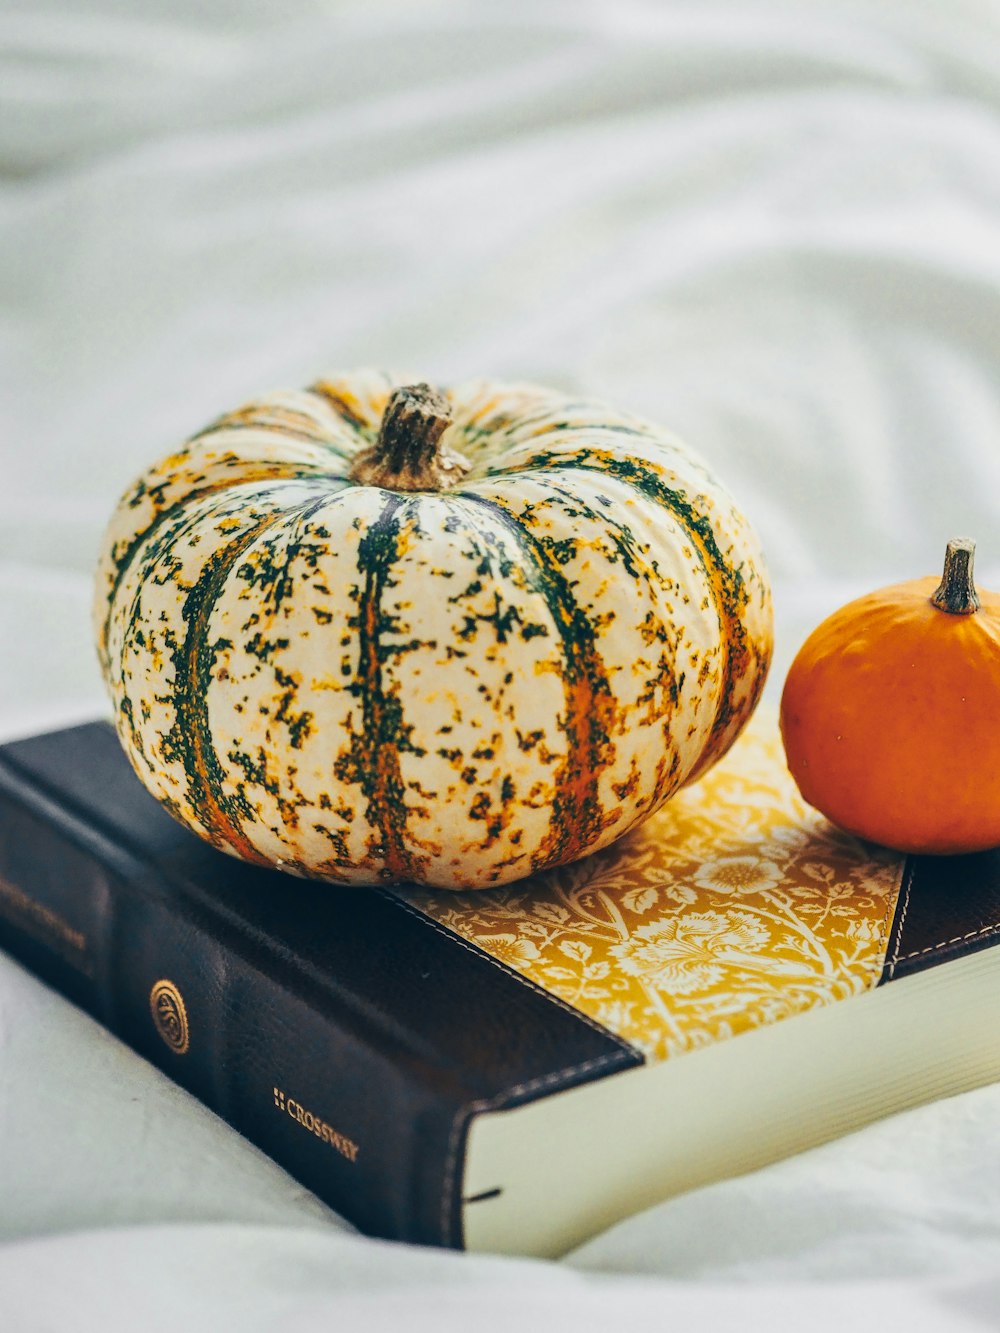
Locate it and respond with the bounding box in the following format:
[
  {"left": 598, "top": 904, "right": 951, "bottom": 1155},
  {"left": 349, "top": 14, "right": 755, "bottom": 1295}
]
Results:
[{"left": 3, "top": 1, "right": 1000, "bottom": 1327}]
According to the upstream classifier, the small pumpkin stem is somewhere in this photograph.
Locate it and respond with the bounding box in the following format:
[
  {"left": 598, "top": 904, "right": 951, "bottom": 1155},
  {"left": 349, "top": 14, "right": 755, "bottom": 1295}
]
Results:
[
  {"left": 349, "top": 383, "right": 470, "bottom": 492},
  {"left": 931, "top": 538, "right": 981, "bottom": 615}
]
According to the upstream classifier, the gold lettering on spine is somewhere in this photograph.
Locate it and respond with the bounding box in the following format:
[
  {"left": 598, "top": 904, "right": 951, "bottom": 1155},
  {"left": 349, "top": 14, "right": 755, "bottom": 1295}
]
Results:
[
  {"left": 272, "top": 1086, "right": 359, "bottom": 1163},
  {"left": 0, "top": 874, "right": 93, "bottom": 976}
]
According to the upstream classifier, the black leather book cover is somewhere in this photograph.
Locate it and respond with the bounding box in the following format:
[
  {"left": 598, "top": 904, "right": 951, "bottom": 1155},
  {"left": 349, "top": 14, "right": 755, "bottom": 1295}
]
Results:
[
  {"left": 3, "top": 716, "right": 1000, "bottom": 1251},
  {"left": 0, "top": 721, "right": 637, "bottom": 1248}
]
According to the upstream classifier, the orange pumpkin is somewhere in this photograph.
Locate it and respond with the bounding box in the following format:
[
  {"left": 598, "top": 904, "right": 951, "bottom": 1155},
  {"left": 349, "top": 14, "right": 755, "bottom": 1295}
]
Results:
[{"left": 780, "top": 539, "right": 1000, "bottom": 855}]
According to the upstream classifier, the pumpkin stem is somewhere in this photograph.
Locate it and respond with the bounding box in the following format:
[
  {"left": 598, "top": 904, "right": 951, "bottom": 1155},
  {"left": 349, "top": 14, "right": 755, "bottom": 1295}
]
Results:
[
  {"left": 931, "top": 537, "right": 981, "bottom": 615},
  {"left": 348, "top": 383, "right": 470, "bottom": 492}
]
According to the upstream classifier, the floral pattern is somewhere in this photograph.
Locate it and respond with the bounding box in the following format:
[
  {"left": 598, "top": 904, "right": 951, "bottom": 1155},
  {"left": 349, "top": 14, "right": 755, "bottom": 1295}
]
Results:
[{"left": 394, "top": 713, "right": 905, "bottom": 1061}]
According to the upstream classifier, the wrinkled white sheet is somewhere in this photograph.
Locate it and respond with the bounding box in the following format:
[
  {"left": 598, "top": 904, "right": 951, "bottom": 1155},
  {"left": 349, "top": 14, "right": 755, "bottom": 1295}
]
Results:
[{"left": 3, "top": 1, "right": 1000, "bottom": 1327}]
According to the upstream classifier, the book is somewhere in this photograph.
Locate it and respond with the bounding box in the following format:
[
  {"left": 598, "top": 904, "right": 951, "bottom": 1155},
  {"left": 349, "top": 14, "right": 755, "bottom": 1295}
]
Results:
[{"left": 0, "top": 714, "right": 999, "bottom": 1258}]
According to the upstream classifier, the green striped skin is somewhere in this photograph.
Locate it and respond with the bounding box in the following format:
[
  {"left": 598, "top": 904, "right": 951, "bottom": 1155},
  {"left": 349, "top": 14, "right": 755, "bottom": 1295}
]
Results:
[{"left": 95, "top": 372, "right": 773, "bottom": 889}]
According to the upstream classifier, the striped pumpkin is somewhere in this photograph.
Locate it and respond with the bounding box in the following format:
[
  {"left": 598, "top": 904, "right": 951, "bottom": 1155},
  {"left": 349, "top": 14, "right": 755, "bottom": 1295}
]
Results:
[{"left": 95, "top": 372, "right": 773, "bottom": 890}]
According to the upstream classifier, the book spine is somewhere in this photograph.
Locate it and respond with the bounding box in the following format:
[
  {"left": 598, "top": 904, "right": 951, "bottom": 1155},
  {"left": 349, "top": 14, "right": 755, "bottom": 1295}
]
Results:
[{"left": 0, "top": 769, "right": 463, "bottom": 1247}]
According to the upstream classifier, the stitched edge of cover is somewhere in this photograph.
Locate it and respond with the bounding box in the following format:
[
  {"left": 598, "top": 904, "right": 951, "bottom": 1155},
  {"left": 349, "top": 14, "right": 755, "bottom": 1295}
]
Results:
[
  {"left": 884, "top": 856, "right": 916, "bottom": 981},
  {"left": 439, "top": 1050, "right": 631, "bottom": 1247},
  {"left": 896, "top": 920, "right": 1000, "bottom": 963},
  {"left": 379, "top": 887, "right": 641, "bottom": 1246}
]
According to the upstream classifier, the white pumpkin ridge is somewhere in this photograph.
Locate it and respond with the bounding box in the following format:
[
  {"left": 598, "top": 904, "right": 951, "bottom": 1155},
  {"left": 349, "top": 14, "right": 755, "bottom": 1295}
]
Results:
[{"left": 95, "top": 372, "right": 773, "bottom": 890}]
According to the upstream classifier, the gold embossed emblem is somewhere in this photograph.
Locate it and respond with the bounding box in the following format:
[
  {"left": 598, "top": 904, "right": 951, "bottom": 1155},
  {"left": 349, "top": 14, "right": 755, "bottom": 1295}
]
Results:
[{"left": 149, "top": 978, "right": 190, "bottom": 1054}]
